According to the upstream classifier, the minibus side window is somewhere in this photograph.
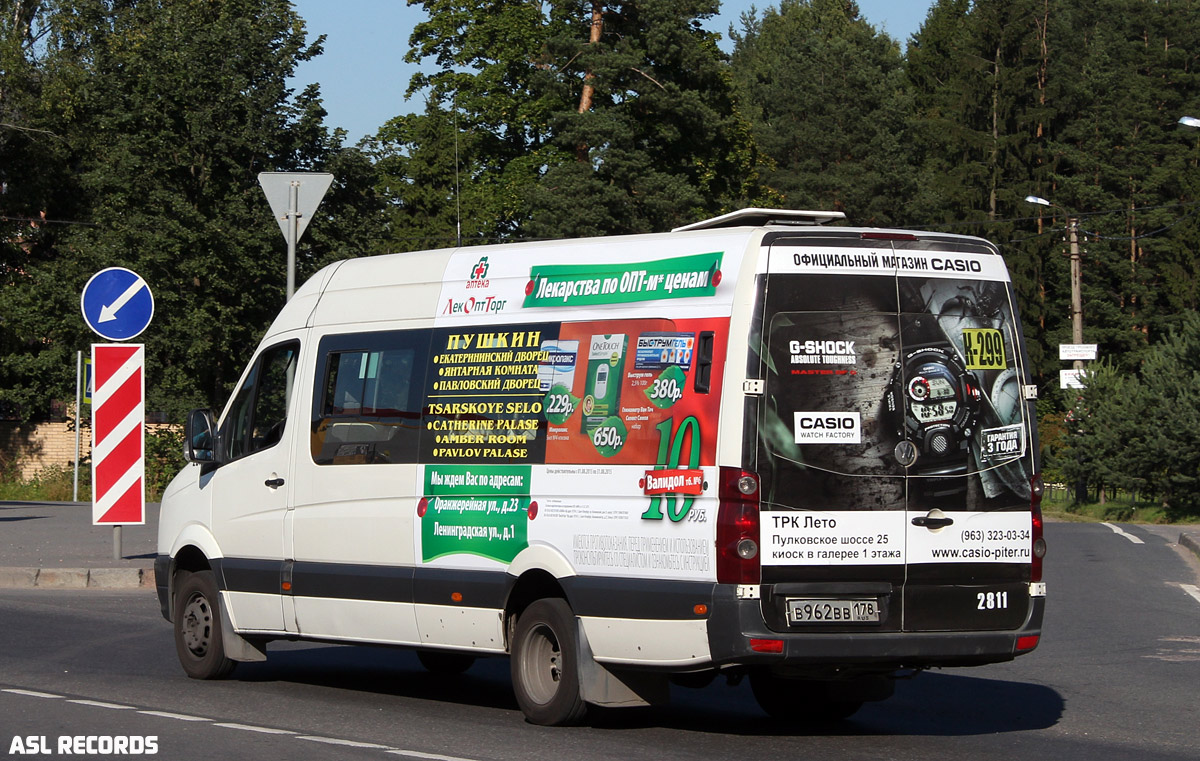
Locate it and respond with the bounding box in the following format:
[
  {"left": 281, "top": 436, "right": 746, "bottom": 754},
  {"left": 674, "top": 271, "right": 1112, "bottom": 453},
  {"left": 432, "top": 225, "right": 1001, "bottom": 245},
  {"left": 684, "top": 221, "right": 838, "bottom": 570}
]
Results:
[
  {"left": 311, "top": 331, "right": 430, "bottom": 465},
  {"left": 223, "top": 341, "right": 300, "bottom": 461},
  {"left": 324, "top": 350, "right": 415, "bottom": 418}
]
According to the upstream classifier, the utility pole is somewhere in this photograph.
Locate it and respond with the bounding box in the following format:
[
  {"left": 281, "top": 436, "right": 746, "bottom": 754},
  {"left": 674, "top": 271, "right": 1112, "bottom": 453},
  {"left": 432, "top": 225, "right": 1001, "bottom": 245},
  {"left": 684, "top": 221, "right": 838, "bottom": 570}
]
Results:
[
  {"left": 1026, "top": 194, "right": 1089, "bottom": 504},
  {"left": 1067, "top": 217, "right": 1084, "bottom": 372},
  {"left": 1026, "top": 195, "right": 1086, "bottom": 369}
]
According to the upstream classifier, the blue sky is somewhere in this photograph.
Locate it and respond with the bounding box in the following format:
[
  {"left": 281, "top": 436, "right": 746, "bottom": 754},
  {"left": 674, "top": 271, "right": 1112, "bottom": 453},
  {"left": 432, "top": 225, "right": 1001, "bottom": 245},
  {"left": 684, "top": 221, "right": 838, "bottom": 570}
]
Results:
[{"left": 289, "top": 0, "right": 933, "bottom": 145}]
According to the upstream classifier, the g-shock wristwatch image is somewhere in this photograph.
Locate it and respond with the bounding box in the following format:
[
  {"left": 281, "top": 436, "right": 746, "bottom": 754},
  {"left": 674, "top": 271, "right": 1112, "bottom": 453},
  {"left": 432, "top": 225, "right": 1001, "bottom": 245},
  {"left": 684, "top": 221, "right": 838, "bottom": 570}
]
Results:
[{"left": 884, "top": 343, "right": 982, "bottom": 498}]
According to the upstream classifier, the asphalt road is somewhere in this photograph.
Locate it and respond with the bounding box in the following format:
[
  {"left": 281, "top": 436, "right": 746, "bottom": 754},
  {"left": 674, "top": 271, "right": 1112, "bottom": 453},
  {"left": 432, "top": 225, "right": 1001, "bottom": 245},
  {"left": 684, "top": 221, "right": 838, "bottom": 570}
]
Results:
[{"left": 1, "top": 521, "right": 1199, "bottom": 761}]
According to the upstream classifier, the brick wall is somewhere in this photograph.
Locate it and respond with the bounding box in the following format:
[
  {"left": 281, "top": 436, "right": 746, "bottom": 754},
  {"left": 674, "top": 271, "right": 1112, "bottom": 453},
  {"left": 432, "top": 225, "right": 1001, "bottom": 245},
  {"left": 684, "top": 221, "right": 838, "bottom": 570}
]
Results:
[
  {"left": 0, "top": 420, "right": 180, "bottom": 481},
  {"left": 0, "top": 420, "right": 91, "bottom": 480}
]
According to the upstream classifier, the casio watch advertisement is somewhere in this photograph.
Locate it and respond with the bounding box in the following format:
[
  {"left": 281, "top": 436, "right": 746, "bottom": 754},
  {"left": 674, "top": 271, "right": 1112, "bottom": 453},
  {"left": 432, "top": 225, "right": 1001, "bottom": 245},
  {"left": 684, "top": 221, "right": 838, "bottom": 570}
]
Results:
[{"left": 756, "top": 273, "right": 1032, "bottom": 513}]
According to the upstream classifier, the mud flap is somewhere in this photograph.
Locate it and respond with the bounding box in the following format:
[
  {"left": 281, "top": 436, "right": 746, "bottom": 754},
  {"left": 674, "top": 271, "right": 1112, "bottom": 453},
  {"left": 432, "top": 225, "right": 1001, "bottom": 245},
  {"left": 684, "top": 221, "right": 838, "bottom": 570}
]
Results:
[
  {"left": 218, "top": 593, "right": 268, "bottom": 663},
  {"left": 575, "top": 619, "right": 669, "bottom": 707}
]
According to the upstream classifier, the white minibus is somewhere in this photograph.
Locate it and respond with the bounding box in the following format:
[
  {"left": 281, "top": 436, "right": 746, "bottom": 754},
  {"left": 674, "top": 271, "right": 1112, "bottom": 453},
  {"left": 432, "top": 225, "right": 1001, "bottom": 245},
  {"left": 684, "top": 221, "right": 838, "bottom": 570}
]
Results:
[{"left": 156, "top": 209, "right": 1046, "bottom": 725}]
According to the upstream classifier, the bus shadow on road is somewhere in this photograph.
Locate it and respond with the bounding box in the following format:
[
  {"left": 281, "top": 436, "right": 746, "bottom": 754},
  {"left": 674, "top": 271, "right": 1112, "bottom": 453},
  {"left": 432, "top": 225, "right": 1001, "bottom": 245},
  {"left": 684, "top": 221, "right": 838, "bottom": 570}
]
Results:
[
  {"left": 618, "top": 670, "right": 1064, "bottom": 736},
  {"left": 233, "top": 642, "right": 521, "bottom": 712},
  {"left": 232, "top": 642, "right": 1062, "bottom": 735}
]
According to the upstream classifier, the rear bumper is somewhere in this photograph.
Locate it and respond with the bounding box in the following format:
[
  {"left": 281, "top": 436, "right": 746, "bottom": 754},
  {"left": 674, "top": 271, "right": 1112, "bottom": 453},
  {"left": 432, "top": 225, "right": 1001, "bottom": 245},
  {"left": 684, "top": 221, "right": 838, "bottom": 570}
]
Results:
[{"left": 707, "top": 584, "right": 1044, "bottom": 671}]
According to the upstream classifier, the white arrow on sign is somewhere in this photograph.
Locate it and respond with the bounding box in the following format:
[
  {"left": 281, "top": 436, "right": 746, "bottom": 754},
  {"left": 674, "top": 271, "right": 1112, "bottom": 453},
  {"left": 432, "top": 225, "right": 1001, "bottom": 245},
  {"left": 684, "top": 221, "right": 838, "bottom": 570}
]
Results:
[{"left": 99, "top": 275, "right": 149, "bottom": 323}]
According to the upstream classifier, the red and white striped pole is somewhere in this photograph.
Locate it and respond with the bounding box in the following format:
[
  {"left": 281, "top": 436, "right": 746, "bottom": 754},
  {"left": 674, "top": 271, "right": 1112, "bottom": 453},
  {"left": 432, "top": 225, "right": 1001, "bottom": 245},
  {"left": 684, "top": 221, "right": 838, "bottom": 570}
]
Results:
[{"left": 92, "top": 344, "right": 146, "bottom": 559}]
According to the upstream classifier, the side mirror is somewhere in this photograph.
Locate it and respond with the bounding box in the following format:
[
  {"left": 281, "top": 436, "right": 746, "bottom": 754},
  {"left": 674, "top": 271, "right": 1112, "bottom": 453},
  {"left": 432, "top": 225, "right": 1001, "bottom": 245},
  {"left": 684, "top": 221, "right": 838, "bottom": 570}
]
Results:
[{"left": 184, "top": 409, "right": 218, "bottom": 464}]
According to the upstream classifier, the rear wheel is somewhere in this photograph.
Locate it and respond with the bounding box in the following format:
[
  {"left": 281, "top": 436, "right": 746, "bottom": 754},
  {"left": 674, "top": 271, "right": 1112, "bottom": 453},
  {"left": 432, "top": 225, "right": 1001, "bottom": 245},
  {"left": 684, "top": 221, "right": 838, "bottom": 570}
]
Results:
[
  {"left": 510, "top": 598, "right": 587, "bottom": 726},
  {"left": 417, "top": 650, "right": 476, "bottom": 675},
  {"left": 749, "top": 671, "right": 863, "bottom": 723},
  {"left": 173, "top": 569, "right": 236, "bottom": 680}
]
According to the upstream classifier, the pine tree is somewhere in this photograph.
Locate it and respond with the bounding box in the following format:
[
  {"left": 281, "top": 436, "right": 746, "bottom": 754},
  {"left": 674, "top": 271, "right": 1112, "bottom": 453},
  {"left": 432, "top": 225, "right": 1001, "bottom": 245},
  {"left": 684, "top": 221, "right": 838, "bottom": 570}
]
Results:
[
  {"left": 1137, "top": 312, "right": 1200, "bottom": 514},
  {"left": 729, "top": 0, "right": 913, "bottom": 226},
  {"left": 384, "top": 0, "right": 759, "bottom": 240}
]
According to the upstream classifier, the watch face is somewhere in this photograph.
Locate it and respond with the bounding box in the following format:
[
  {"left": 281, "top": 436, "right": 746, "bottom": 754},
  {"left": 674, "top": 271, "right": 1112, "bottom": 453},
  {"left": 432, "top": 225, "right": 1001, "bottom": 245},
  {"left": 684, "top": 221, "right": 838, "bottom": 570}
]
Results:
[
  {"left": 912, "top": 399, "right": 958, "bottom": 424},
  {"left": 888, "top": 348, "right": 980, "bottom": 466},
  {"left": 909, "top": 370, "right": 959, "bottom": 423}
]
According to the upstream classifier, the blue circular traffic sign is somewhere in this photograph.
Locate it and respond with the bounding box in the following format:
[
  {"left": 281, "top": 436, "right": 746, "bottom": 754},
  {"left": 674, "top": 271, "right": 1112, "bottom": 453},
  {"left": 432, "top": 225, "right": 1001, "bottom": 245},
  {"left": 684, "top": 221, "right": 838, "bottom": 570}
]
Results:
[{"left": 81, "top": 267, "right": 155, "bottom": 341}]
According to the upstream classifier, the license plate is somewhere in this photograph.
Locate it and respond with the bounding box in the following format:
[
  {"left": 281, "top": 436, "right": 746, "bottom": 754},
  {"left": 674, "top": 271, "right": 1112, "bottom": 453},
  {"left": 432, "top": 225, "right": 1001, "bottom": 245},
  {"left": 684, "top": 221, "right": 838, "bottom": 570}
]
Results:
[{"left": 786, "top": 598, "right": 880, "bottom": 624}]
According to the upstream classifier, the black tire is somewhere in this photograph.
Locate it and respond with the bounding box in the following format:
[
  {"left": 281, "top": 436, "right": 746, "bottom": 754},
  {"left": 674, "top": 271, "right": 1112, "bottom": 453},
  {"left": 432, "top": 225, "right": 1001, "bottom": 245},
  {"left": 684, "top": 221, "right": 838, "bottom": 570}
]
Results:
[
  {"left": 417, "top": 650, "right": 476, "bottom": 675},
  {"left": 749, "top": 671, "right": 862, "bottom": 723},
  {"left": 510, "top": 598, "right": 587, "bottom": 726},
  {"left": 173, "top": 569, "right": 236, "bottom": 680}
]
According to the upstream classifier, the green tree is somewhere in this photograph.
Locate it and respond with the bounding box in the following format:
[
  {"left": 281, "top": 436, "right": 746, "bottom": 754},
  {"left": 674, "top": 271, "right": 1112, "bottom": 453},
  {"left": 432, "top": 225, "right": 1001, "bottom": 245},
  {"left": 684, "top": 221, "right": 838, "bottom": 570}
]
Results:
[
  {"left": 907, "top": 0, "right": 1200, "bottom": 388},
  {"left": 1062, "top": 312, "right": 1200, "bottom": 516},
  {"left": 906, "top": 0, "right": 1069, "bottom": 383},
  {"left": 366, "top": 100, "right": 504, "bottom": 252},
  {"left": 0, "top": 1, "right": 88, "bottom": 420},
  {"left": 525, "top": 0, "right": 760, "bottom": 237},
  {"left": 1041, "top": 0, "right": 1200, "bottom": 373},
  {"left": 1057, "top": 362, "right": 1145, "bottom": 504},
  {"left": 0, "top": 0, "right": 357, "bottom": 422},
  {"left": 729, "top": 0, "right": 913, "bottom": 226},
  {"left": 1137, "top": 312, "right": 1200, "bottom": 515},
  {"left": 382, "top": 0, "right": 759, "bottom": 242},
  {"left": 393, "top": 0, "right": 561, "bottom": 241}
]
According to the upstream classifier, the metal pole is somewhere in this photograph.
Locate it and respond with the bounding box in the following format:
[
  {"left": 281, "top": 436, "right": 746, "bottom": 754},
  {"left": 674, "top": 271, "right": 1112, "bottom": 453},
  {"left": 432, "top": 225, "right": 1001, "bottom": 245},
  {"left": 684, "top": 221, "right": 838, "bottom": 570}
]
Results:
[
  {"left": 73, "top": 351, "right": 82, "bottom": 502},
  {"left": 1066, "top": 216, "right": 1088, "bottom": 505},
  {"left": 1068, "top": 218, "right": 1084, "bottom": 372},
  {"left": 113, "top": 525, "right": 122, "bottom": 561},
  {"left": 287, "top": 180, "right": 299, "bottom": 301}
]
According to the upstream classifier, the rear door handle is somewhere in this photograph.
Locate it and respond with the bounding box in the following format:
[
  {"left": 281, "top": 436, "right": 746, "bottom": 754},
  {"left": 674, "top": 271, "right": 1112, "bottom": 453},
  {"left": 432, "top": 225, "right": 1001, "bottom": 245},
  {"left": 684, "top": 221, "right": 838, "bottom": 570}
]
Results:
[
  {"left": 264, "top": 477, "right": 285, "bottom": 489},
  {"left": 911, "top": 515, "right": 954, "bottom": 529}
]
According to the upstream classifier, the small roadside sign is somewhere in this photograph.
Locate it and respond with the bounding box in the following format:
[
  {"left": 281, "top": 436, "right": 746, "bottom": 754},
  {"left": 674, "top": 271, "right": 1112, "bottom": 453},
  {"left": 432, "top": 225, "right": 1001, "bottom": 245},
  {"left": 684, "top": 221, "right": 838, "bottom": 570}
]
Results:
[
  {"left": 83, "top": 357, "right": 93, "bottom": 405},
  {"left": 1060, "top": 369, "right": 1088, "bottom": 389},
  {"left": 81, "top": 267, "right": 155, "bottom": 341},
  {"left": 1059, "top": 344, "right": 1098, "bottom": 361}
]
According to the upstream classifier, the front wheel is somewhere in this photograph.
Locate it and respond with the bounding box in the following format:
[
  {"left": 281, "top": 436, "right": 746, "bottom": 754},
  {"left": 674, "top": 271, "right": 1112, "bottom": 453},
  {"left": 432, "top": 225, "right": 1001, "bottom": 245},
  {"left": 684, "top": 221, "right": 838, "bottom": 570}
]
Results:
[
  {"left": 173, "top": 569, "right": 236, "bottom": 680},
  {"left": 510, "top": 598, "right": 587, "bottom": 726}
]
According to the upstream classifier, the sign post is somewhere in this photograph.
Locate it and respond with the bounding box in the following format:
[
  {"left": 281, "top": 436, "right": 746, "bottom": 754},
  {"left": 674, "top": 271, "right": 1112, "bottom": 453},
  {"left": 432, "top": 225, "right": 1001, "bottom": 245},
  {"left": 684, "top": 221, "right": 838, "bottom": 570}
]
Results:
[
  {"left": 258, "top": 172, "right": 333, "bottom": 300},
  {"left": 81, "top": 268, "right": 154, "bottom": 560}
]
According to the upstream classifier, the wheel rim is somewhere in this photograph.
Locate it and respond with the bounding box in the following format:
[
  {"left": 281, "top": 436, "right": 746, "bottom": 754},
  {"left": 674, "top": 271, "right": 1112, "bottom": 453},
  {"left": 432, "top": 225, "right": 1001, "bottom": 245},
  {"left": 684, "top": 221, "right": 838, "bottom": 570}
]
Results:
[
  {"left": 181, "top": 592, "right": 213, "bottom": 658},
  {"left": 519, "top": 622, "right": 563, "bottom": 705}
]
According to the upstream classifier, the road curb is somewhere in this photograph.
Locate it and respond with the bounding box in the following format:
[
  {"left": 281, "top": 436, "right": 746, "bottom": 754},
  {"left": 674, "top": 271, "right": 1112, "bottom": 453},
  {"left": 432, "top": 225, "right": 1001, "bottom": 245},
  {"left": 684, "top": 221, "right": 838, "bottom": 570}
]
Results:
[
  {"left": 1180, "top": 532, "right": 1200, "bottom": 562},
  {"left": 0, "top": 567, "right": 154, "bottom": 590}
]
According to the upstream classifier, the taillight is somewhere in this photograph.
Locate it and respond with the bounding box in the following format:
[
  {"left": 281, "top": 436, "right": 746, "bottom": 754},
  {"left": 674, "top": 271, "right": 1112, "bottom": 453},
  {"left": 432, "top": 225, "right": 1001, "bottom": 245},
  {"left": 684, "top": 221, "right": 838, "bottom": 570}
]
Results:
[
  {"left": 1030, "top": 474, "right": 1046, "bottom": 582},
  {"left": 717, "top": 467, "right": 760, "bottom": 584}
]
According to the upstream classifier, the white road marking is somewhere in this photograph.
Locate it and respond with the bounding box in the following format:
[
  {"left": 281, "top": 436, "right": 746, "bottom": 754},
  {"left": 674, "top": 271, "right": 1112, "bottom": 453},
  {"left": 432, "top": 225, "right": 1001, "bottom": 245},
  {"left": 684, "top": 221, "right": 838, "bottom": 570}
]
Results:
[
  {"left": 1178, "top": 583, "right": 1200, "bottom": 605},
  {"left": 4, "top": 686, "right": 484, "bottom": 760},
  {"left": 386, "top": 751, "right": 482, "bottom": 761},
  {"left": 2, "top": 688, "right": 62, "bottom": 699},
  {"left": 299, "top": 736, "right": 394, "bottom": 749},
  {"left": 213, "top": 722, "right": 296, "bottom": 734},
  {"left": 138, "top": 709, "right": 211, "bottom": 722},
  {"left": 67, "top": 699, "right": 135, "bottom": 709},
  {"left": 1102, "top": 522, "right": 1145, "bottom": 544}
]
